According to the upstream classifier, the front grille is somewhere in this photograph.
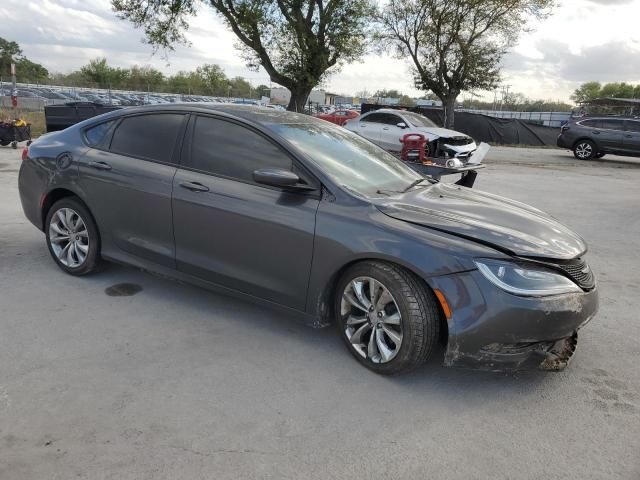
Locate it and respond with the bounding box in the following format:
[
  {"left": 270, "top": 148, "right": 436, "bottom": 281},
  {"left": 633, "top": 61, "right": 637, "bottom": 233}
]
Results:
[
  {"left": 442, "top": 136, "right": 473, "bottom": 146},
  {"left": 554, "top": 258, "right": 595, "bottom": 290}
]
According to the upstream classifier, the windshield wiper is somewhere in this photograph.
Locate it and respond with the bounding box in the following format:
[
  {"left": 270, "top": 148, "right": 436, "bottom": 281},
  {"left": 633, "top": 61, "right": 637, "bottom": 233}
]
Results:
[{"left": 402, "top": 178, "right": 429, "bottom": 193}]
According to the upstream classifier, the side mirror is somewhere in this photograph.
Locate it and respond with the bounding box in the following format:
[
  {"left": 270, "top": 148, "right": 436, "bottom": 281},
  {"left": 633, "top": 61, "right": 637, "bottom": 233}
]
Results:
[
  {"left": 397, "top": 122, "right": 407, "bottom": 129},
  {"left": 253, "top": 168, "right": 314, "bottom": 192}
]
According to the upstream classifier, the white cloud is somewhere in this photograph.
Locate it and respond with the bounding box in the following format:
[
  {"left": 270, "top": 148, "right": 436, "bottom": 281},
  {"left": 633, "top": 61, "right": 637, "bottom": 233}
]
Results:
[{"left": 2, "top": 0, "right": 640, "bottom": 101}]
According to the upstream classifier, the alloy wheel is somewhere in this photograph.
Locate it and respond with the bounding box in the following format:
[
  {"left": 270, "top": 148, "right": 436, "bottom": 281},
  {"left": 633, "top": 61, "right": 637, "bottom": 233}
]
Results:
[
  {"left": 341, "top": 277, "right": 403, "bottom": 363},
  {"left": 575, "top": 143, "right": 592, "bottom": 159},
  {"left": 48, "top": 208, "right": 89, "bottom": 268}
]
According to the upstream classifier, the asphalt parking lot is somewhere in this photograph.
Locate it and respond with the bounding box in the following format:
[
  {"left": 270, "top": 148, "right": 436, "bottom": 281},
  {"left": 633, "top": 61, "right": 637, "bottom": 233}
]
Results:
[{"left": 1, "top": 145, "right": 639, "bottom": 479}]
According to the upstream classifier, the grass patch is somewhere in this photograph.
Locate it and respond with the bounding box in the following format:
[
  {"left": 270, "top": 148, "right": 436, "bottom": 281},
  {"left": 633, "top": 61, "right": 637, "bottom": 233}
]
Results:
[{"left": 0, "top": 109, "right": 46, "bottom": 137}]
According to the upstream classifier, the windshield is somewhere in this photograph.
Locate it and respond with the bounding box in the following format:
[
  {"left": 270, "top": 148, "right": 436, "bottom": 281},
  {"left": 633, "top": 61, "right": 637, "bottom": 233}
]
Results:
[
  {"left": 401, "top": 112, "right": 437, "bottom": 128},
  {"left": 271, "top": 122, "right": 424, "bottom": 196}
]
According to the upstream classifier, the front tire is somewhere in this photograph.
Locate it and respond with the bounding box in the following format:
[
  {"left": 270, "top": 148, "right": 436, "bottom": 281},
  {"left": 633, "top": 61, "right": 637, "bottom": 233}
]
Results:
[
  {"left": 573, "top": 140, "right": 596, "bottom": 160},
  {"left": 335, "top": 261, "right": 440, "bottom": 375},
  {"left": 45, "top": 197, "right": 102, "bottom": 275}
]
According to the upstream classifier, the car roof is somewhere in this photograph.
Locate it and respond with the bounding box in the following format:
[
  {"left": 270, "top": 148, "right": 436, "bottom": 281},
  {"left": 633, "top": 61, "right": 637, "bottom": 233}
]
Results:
[
  {"left": 102, "top": 103, "right": 322, "bottom": 126},
  {"left": 363, "top": 108, "right": 408, "bottom": 115}
]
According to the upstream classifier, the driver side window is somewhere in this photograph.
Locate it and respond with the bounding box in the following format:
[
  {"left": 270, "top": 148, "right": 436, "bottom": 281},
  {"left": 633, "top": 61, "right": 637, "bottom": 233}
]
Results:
[
  {"left": 381, "top": 114, "right": 403, "bottom": 126},
  {"left": 187, "top": 115, "right": 292, "bottom": 184}
]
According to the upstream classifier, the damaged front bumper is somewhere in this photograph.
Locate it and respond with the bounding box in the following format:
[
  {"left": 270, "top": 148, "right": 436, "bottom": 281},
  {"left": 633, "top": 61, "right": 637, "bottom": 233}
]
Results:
[{"left": 429, "top": 270, "right": 598, "bottom": 372}]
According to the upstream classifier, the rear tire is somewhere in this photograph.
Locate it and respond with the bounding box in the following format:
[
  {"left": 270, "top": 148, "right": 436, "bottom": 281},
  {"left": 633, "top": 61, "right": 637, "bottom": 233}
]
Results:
[
  {"left": 45, "top": 197, "right": 102, "bottom": 275},
  {"left": 335, "top": 261, "right": 440, "bottom": 375},
  {"left": 573, "top": 140, "right": 596, "bottom": 160}
]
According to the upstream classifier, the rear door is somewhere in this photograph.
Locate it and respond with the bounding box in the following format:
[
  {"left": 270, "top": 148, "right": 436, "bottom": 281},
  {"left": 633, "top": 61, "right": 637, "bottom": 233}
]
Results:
[
  {"left": 78, "top": 113, "right": 187, "bottom": 267},
  {"left": 378, "top": 113, "right": 406, "bottom": 151},
  {"left": 354, "top": 112, "right": 386, "bottom": 145},
  {"left": 596, "top": 118, "right": 625, "bottom": 151},
  {"left": 172, "top": 115, "right": 320, "bottom": 310},
  {"left": 623, "top": 120, "right": 640, "bottom": 154}
]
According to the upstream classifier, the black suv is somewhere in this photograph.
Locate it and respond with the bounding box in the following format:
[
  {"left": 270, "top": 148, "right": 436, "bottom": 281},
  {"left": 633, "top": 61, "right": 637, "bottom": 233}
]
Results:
[{"left": 557, "top": 116, "right": 640, "bottom": 160}]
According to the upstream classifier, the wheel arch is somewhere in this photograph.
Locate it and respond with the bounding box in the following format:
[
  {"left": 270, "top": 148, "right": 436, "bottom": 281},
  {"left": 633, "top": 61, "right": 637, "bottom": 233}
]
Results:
[
  {"left": 41, "top": 188, "right": 94, "bottom": 231},
  {"left": 572, "top": 137, "right": 600, "bottom": 151},
  {"left": 313, "top": 256, "right": 448, "bottom": 344}
]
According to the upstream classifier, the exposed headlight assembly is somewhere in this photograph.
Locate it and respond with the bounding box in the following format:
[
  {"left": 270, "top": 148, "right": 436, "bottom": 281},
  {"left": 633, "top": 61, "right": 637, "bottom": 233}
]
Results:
[{"left": 475, "top": 259, "right": 582, "bottom": 296}]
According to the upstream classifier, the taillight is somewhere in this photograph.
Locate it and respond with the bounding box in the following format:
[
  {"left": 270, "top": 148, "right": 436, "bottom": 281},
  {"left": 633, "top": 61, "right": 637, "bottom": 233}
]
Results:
[{"left": 21, "top": 146, "right": 28, "bottom": 161}]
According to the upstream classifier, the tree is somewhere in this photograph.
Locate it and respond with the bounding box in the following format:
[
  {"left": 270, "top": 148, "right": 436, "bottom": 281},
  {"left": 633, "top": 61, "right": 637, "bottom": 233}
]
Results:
[
  {"left": 0, "top": 36, "right": 49, "bottom": 82},
  {"left": 80, "top": 58, "right": 129, "bottom": 88},
  {"left": 635, "top": 85, "right": 640, "bottom": 99},
  {"left": 374, "top": 88, "right": 402, "bottom": 99},
  {"left": 127, "top": 65, "right": 165, "bottom": 91},
  {"left": 255, "top": 84, "right": 270, "bottom": 99},
  {"left": 600, "top": 82, "right": 635, "bottom": 99},
  {"left": 570, "top": 81, "right": 601, "bottom": 104},
  {"left": 112, "top": 0, "right": 374, "bottom": 112},
  {"left": 228, "top": 76, "right": 253, "bottom": 98},
  {"left": 398, "top": 94, "right": 415, "bottom": 106},
  {"left": 377, "top": 0, "right": 553, "bottom": 128},
  {"left": 196, "top": 64, "right": 229, "bottom": 96}
]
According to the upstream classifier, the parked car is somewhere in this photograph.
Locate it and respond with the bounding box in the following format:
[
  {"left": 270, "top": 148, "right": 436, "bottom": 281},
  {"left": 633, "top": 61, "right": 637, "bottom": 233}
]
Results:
[
  {"left": 19, "top": 105, "right": 597, "bottom": 374},
  {"left": 557, "top": 116, "right": 640, "bottom": 159},
  {"left": 316, "top": 109, "right": 359, "bottom": 126},
  {"left": 345, "top": 108, "right": 476, "bottom": 159}
]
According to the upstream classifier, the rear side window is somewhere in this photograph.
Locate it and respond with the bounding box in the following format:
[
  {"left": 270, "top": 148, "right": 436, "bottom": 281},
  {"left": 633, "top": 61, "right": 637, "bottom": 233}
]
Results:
[
  {"left": 626, "top": 120, "right": 640, "bottom": 132},
  {"left": 579, "top": 119, "right": 600, "bottom": 128},
  {"left": 599, "top": 119, "right": 625, "bottom": 131},
  {"left": 110, "top": 114, "right": 185, "bottom": 163},
  {"left": 362, "top": 113, "right": 386, "bottom": 123},
  {"left": 85, "top": 120, "right": 115, "bottom": 147},
  {"left": 187, "top": 116, "right": 291, "bottom": 183}
]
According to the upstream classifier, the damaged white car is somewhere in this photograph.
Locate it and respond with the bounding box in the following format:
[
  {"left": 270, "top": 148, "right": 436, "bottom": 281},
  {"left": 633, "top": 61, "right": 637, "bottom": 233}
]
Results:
[{"left": 344, "top": 108, "right": 476, "bottom": 160}]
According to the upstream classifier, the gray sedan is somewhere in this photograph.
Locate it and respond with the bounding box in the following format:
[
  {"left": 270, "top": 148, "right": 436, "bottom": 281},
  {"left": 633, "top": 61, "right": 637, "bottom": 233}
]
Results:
[{"left": 18, "top": 105, "right": 598, "bottom": 374}]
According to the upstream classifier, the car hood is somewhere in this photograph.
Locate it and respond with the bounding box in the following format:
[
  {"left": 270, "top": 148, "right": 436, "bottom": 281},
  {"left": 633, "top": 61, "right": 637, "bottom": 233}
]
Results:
[
  {"left": 374, "top": 183, "right": 586, "bottom": 259},
  {"left": 414, "top": 126, "right": 472, "bottom": 141}
]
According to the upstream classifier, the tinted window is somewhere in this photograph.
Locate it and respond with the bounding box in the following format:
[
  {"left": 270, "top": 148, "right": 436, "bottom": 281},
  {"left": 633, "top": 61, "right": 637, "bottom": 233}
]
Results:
[
  {"left": 579, "top": 119, "right": 599, "bottom": 128},
  {"left": 362, "top": 113, "right": 387, "bottom": 123},
  {"left": 599, "top": 119, "right": 625, "bottom": 131},
  {"left": 381, "top": 114, "right": 403, "bottom": 125},
  {"left": 626, "top": 120, "right": 640, "bottom": 132},
  {"left": 189, "top": 116, "right": 291, "bottom": 183},
  {"left": 85, "top": 120, "right": 115, "bottom": 146},
  {"left": 110, "top": 114, "right": 185, "bottom": 163}
]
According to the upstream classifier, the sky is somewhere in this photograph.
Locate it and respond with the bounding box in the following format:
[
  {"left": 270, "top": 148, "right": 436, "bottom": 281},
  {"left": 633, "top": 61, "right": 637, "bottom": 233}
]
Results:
[{"left": 1, "top": 0, "right": 639, "bottom": 101}]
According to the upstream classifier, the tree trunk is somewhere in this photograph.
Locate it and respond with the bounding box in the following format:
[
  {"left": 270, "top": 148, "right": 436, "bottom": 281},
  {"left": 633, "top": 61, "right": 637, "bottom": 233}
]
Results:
[
  {"left": 442, "top": 96, "right": 457, "bottom": 129},
  {"left": 287, "top": 85, "right": 314, "bottom": 113}
]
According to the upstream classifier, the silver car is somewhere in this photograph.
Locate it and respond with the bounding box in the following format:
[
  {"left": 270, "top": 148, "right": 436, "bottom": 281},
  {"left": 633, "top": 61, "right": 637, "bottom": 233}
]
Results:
[{"left": 345, "top": 108, "right": 476, "bottom": 159}]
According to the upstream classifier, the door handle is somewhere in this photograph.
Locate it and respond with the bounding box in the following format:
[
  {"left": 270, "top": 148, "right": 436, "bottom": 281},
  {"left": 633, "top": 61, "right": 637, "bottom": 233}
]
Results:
[
  {"left": 179, "top": 181, "right": 209, "bottom": 192},
  {"left": 624, "top": 134, "right": 633, "bottom": 138},
  {"left": 88, "top": 161, "right": 112, "bottom": 170},
  {"left": 592, "top": 130, "right": 600, "bottom": 134},
  {"left": 383, "top": 127, "right": 390, "bottom": 130}
]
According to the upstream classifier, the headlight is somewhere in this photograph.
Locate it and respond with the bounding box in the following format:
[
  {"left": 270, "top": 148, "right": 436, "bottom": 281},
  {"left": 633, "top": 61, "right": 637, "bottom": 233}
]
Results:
[{"left": 475, "top": 259, "right": 582, "bottom": 296}]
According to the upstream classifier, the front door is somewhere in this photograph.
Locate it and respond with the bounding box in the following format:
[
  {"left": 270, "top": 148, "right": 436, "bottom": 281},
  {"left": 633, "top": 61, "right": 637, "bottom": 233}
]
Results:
[
  {"left": 623, "top": 119, "right": 640, "bottom": 154},
  {"left": 78, "top": 113, "right": 187, "bottom": 267},
  {"left": 172, "top": 115, "right": 320, "bottom": 310},
  {"left": 355, "top": 112, "right": 386, "bottom": 145}
]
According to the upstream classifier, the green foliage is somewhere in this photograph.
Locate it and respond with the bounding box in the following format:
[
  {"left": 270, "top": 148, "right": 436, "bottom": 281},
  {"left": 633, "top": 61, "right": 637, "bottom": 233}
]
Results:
[
  {"left": 571, "top": 81, "right": 640, "bottom": 103},
  {"left": 374, "top": 89, "right": 402, "bottom": 98},
  {"left": 570, "top": 81, "right": 602, "bottom": 103},
  {"left": 50, "top": 57, "right": 265, "bottom": 98},
  {"left": 111, "top": 0, "right": 375, "bottom": 111},
  {"left": 0, "top": 36, "right": 49, "bottom": 82},
  {"left": 377, "top": 0, "right": 553, "bottom": 127}
]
